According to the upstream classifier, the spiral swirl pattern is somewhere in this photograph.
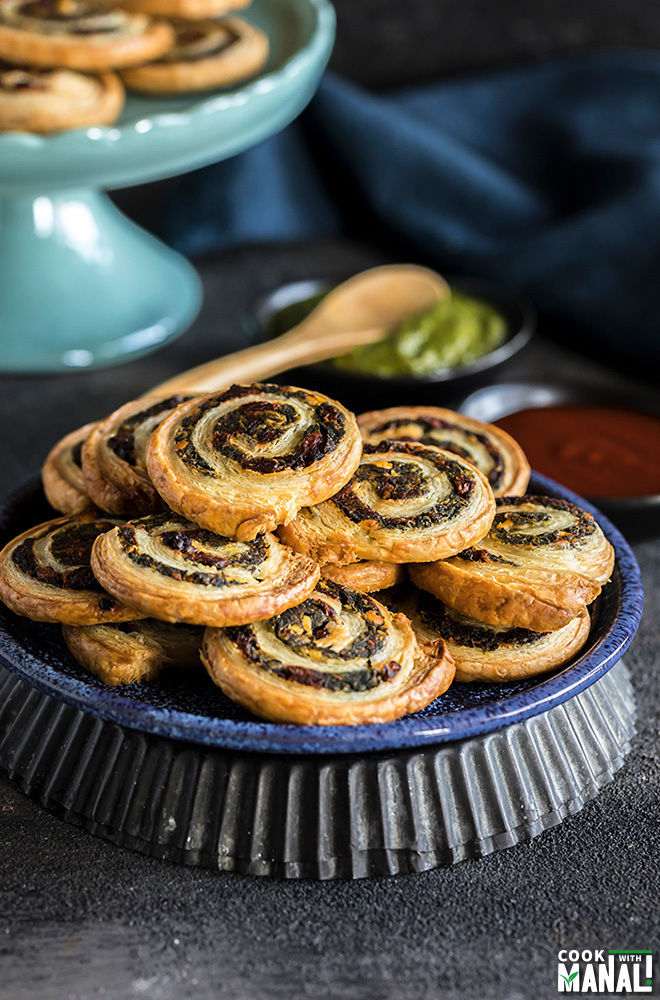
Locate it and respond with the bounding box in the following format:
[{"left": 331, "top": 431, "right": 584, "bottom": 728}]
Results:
[
  {"left": 146, "top": 383, "right": 363, "bottom": 539},
  {"left": 91, "top": 512, "right": 320, "bottom": 626},
  {"left": 279, "top": 440, "right": 496, "bottom": 565},
  {"left": 82, "top": 394, "right": 195, "bottom": 515},
  {"left": 173, "top": 384, "right": 348, "bottom": 476},
  {"left": 11, "top": 516, "right": 116, "bottom": 591},
  {"left": 0, "top": 514, "right": 139, "bottom": 623},
  {"left": 334, "top": 442, "right": 477, "bottom": 530},
  {"left": 358, "top": 406, "right": 529, "bottom": 496},
  {"left": 0, "top": 0, "right": 136, "bottom": 36},
  {"left": 106, "top": 395, "right": 194, "bottom": 470},
  {"left": 226, "top": 580, "right": 401, "bottom": 693},
  {"left": 202, "top": 580, "right": 456, "bottom": 724},
  {"left": 162, "top": 18, "right": 239, "bottom": 61},
  {"left": 489, "top": 496, "right": 596, "bottom": 548},
  {"left": 0, "top": 0, "right": 173, "bottom": 74},
  {"left": 410, "top": 494, "right": 615, "bottom": 632},
  {"left": 456, "top": 496, "right": 609, "bottom": 573},
  {"left": 115, "top": 514, "right": 275, "bottom": 588},
  {"left": 119, "top": 12, "right": 268, "bottom": 95}
]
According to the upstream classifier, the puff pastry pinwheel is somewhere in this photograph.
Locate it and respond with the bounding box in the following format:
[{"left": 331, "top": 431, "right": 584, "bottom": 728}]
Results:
[
  {"left": 0, "top": 63, "right": 123, "bottom": 133},
  {"left": 411, "top": 495, "right": 614, "bottom": 632},
  {"left": 90, "top": 512, "right": 321, "bottom": 626},
  {"left": 0, "top": 0, "right": 174, "bottom": 71},
  {"left": 0, "top": 514, "right": 141, "bottom": 624},
  {"left": 63, "top": 618, "right": 203, "bottom": 685},
  {"left": 399, "top": 587, "right": 591, "bottom": 683},
  {"left": 201, "top": 579, "right": 456, "bottom": 725},
  {"left": 82, "top": 394, "right": 195, "bottom": 516},
  {"left": 358, "top": 406, "right": 529, "bottom": 497},
  {"left": 118, "top": 0, "right": 250, "bottom": 21},
  {"left": 42, "top": 421, "right": 96, "bottom": 514},
  {"left": 146, "top": 383, "right": 363, "bottom": 541},
  {"left": 121, "top": 16, "right": 268, "bottom": 94},
  {"left": 320, "top": 560, "right": 406, "bottom": 594},
  {"left": 279, "top": 440, "right": 496, "bottom": 566}
]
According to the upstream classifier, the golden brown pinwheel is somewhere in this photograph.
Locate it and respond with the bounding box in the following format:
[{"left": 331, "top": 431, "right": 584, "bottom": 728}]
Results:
[
  {"left": 320, "top": 560, "right": 406, "bottom": 594},
  {"left": 411, "top": 495, "right": 614, "bottom": 631},
  {"left": 91, "top": 512, "right": 321, "bottom": 626},
  {"left": 0, "top": 514, "right": 142, "bottom": 624},
  {"left": 358, "top": 406, "right": 530, "bottom": 497},
  {"left": 121, "top": 16, "right": 268, "bottom": 94},
  {"left": 82, "top": 394, "right": 196, "bottom": 516},
  {"left": 42, "top": 421, "right": 97, "bottom": 514},
  {"left": 63, "top": 618, "right": 204, "bottom": 685},
  {"left": 399, "top": 586, "right": 591, "bottom": 682},
  {"left": 146, "top": 383, "right": 363, "bottom": 541},
  {"left": 0, "top": 0, "right": 174, "bottom": 70},
  {"left": 279, "top": 440, "right": 495, "bottom": 565},
  {"left": 0, "top": 63, "right": 124, "bottom": 132},
  {"left": 202, "top": 579, "right": 456, "bottom": 724}
]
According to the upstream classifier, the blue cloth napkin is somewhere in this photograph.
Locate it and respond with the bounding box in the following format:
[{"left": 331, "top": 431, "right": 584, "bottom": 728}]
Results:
[{"left": 163, "top": 53, "right": 660, "bottom": 368}]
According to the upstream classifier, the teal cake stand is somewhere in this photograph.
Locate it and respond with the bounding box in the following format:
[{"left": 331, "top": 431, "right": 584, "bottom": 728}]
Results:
[{"left": 0, "top": 0, "right": 335, "bottom": 372}]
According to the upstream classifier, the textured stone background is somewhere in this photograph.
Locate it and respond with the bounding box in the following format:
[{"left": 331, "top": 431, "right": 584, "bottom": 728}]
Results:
[{"left": 0, "top": 242, "right": 658, "bottom": 1000}]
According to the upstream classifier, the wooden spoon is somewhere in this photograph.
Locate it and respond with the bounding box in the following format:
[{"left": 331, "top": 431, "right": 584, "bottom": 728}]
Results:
[{"left": 151, "top": 264, "right": 448, "bottom": 396}]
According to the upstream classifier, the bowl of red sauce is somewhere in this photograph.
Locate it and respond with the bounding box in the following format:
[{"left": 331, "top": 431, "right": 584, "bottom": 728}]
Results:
[{"left": 460, "top": 380, "right": 660, "bottom": 531}]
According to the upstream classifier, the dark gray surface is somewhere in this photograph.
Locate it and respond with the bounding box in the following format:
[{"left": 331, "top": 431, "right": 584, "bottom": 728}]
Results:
[
  {"left": 329, "top": 0, "right": 660, "bottom": 88},
  {"left": 0, "top": 242, "right": 658, "bottom": 1000}
]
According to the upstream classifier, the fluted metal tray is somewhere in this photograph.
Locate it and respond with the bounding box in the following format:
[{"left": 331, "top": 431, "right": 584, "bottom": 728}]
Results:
[{"left": 0, "top": 660, "right": 635, "bottom": 878}]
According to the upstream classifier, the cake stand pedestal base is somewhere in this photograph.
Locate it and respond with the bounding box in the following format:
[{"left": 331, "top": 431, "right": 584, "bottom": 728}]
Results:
[{"left": 0, "top": 189, "right": 202, "bottom": 372}]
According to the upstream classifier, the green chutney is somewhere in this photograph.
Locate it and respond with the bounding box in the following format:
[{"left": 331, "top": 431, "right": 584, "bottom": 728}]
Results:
[{"left": 333, "top": 291, "right": 508, "bottom": 377}]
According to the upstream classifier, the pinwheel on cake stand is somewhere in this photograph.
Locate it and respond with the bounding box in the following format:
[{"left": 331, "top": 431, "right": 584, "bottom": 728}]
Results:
[{"left": 0, "top": 0, "right": 335, "bottom": 372}]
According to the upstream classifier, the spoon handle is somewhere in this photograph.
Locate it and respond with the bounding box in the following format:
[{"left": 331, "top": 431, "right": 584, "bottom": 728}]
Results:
[{"left": 149, "top": 324, "right": 386, "bottom": 396}]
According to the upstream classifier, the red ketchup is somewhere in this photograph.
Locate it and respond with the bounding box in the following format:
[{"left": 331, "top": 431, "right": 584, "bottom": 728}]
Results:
[{"left": 495, "top": 405, "right": 660, "bottom": 498}]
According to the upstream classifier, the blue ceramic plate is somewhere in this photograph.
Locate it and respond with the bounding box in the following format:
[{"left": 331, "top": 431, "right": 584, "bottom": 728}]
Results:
[{"left": 0, "top": 474, "right": 643, "bottom": 755}]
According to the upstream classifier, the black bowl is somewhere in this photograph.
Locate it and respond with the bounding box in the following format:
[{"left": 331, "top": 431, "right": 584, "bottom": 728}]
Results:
[
  {"left": 460, "top": 378, "right": 660, "bottom": 536},
  {"left": 247, "top": 275, "right": 536, "bottom": 411}
]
